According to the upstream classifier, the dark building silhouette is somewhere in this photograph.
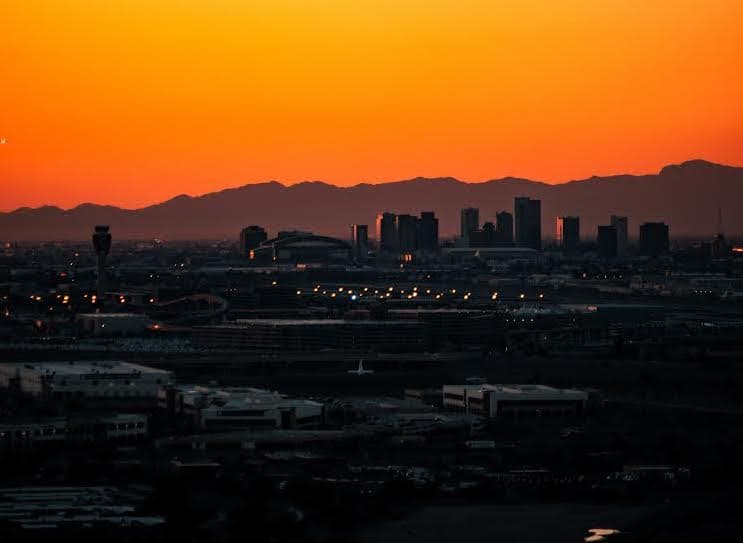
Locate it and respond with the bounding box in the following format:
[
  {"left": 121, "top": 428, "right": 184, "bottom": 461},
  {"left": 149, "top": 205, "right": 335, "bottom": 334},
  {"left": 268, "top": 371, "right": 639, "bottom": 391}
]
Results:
[
  {"left": 556, "top": 216, "right": 580, "bottom": 251},
  {"left": 397, "top": 214, "right": 419, "bottom": 255},
  {"left": 92, "top": 225, "right": 112, "bottom": 299},
  {"left": 418, "top": 211, "right": 439, "bottom": 253},
  {"left": 597, "top": 225, "right": 618, "bottom": 258},
  {"left": 460, "top": 208, "right": 479, "bottom": 247},
  {"left": 711, "top": 233, "right": 729, "bottom": 258},
  {"left": 277, "top": 230, "right": 312, "bottom": 239},
  {"left": 495, "top": 211, "right": 513, "bottom": 245},
  {"left": 711, "top": 208, "right": 729, "bottom": 257},
  {"left": 239, "top": 225, "right": 268, "bottom": 257},
  {"left": 515, "top": 197, "right": 541, "bottom": 250},
  {"left": 251, "top": 233, "right": 351, "bottom": 264},
  {"left": 375, "top": 211, "right": 438, "bottom": 258},
  {"left": 639, "top": 222, "right": 669, "bottom": 257},
  {"left": 376, "top": 212, "right": 398, "bottom": 255},
  {"left": 351, "top": 224, "right": 369, "bottom": 261},
  {"left": 611, "top": 215, "right": 628, "bottom": 256},
  {"left": 469, "top": 222, "right": 496, "bottom": 248}
]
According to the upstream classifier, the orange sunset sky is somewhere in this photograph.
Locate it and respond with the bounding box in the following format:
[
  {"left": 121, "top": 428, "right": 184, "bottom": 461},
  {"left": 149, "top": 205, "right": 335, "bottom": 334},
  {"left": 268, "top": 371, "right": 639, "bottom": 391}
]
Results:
[{"left": 1, "top": 0, "right": 742, "bottom": 211}]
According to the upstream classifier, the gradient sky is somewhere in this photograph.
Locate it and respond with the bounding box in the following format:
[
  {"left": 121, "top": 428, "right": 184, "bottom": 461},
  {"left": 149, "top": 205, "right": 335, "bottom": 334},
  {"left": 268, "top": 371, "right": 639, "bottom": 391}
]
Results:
[{"left": 2, "top": 0, "right": 742, "bottom": 211}]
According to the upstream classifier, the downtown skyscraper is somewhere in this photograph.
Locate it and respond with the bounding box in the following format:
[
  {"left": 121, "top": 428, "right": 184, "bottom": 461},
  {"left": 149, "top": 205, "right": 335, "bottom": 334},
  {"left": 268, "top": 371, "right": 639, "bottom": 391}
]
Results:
[{"left": 515, "top": 197, "right": 541, "bottom": 250}]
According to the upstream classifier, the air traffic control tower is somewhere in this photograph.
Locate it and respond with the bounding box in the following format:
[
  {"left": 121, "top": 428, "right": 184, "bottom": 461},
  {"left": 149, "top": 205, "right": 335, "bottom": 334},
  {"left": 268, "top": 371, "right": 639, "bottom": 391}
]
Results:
[{"left": 92, "top": 225, "right": 112, "bottom": 300}]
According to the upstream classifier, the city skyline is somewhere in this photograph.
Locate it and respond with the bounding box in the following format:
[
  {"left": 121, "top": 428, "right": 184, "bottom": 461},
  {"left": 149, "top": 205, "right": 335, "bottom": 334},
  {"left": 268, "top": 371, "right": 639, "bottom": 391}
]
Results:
[{"left": 1, "top": 158, "right": 741, "bottom": 240}]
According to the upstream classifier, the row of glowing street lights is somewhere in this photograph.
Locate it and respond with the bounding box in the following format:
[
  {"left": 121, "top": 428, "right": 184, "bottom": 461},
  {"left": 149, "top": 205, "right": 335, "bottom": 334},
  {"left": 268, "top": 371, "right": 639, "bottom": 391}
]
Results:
[
  {"left": 9, "top": 292, "right": 163, "bottom": 318},
  {"left": 31, "top": 293, "right": 98, "bottom": 305},
  {"left": 27, "top": 293, "right": 158, "bottom": 306},
  {"left": 287, "top": 284, "right": 545, "bottom": 302},
  {"left": 26, "top": 292, "right": 98, "bottom": 312},
  {"left": 303, "top": 285, "right": 474, "bottom": 301}
]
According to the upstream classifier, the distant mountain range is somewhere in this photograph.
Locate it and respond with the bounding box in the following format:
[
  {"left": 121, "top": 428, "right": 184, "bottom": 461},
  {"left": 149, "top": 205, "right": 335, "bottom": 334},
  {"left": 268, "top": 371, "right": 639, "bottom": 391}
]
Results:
[{"left": 1, "top": 160, "right": 741, "bottom": 241}]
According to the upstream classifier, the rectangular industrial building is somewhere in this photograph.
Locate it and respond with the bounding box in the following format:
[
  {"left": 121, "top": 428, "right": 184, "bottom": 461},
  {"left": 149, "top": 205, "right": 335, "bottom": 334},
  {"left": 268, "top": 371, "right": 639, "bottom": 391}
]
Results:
[
  {"left": 0, "top": 414, "right": 148, "bottom": 448},
  {"left": 160, "top": 385, "right": 323, "bottom": 430},
  {"left": 443, "top": 384, "right": 588, "bottom": 418},
  {"left": 0, "top": 360, "right": 173, "bottom": 400},
  {"left": 193, "top": 319, "right": 426, "bottom": 351}
]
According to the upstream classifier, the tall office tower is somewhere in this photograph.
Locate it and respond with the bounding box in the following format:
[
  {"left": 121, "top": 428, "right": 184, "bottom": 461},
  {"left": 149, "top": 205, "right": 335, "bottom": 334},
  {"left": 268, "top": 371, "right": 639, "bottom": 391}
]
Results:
[
  {"left": 460, "top": 207, "right": 479, "bottom": 246},
  {"left": 556, "top": 216, "right": 580, "bottom": 251},
  {"left": 239, "top": 225, "right": 268, "bottom": 257},
  {"left": 418, "top": 211, "right": 439, "bottom": 253},
  {"left": 514, "top": 197, "right": 542, "bottom": 250},
  {"left": 495, "top": 211, "right": 514, "bottom": 244},
  {"left": 397, "top": 214, "right": 419, "bottom": 254},
  {"left": 610, "top": 215, "right": 628, "bottom": 256},
  {"left": 597, "top": 225, "right": 618, "bottom": 258},
  {"left": 351, "top": 224, "right": 369, "bottom": 261},
  {"left": 376, "top": 212, "right": 398, "bottom": 255},
  {"left": 92, "top": 225, "right": 112, "bottom": 299},
  {"left": 639, "top": 222, "right": 670, "bottom": 257}
]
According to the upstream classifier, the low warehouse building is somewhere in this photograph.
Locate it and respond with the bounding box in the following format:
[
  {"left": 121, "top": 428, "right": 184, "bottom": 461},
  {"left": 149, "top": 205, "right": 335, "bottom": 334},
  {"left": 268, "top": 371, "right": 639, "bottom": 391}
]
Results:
[
  {"left": 0, "top": 360, "right": 173, "bottom": 401},
  {"left": 193, "top": 319, "right": 426, "bottom": 352},
  {"left": 443, "top": 384, "right": 588, "bottom": 418},
  {"left": 160, "top": 385, "right": 324, "bottom": 430}
]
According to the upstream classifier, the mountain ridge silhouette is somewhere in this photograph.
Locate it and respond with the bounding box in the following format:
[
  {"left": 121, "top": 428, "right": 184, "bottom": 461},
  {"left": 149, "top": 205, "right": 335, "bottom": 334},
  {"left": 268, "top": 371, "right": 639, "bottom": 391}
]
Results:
[{"left": 2, "top": 160, "right": 741, "bottom": 240}]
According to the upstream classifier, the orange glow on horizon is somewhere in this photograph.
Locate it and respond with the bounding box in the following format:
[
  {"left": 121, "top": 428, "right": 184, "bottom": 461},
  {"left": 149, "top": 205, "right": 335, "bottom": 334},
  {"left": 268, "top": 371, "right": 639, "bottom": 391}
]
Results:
[{"left": 1, "top": 0, "right": 742, "bottom": 211}]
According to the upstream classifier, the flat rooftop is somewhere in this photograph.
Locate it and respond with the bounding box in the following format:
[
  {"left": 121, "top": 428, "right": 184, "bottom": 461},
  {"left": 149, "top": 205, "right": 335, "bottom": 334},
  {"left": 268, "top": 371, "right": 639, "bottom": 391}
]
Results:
[
  {"left": 446, "top": 383, "right": 587, "bottom": 398},
  {"left": 76, "top": 313, "right": 146, "bottom": 319},
  {"left": 485, "top": 384, "right": 584, "bottom": 395},
  {"left": 216, "top": 319, "right": 417, "bottom": 327},
  {"left": 3, "top": 360, "right": 171, "bottom": 376},
  {"left": 443, "top": 247, "right": 538, "bottom": 253},
  {"left": 388, "top": 309, "right": 494, "bottom": 314}
]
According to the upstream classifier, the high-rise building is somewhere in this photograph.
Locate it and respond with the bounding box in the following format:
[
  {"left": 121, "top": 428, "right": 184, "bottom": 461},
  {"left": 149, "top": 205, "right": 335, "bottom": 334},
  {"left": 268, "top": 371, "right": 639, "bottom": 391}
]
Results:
[
  {"left": 397, "top": 214, "right": 419, "bottom": 254},
  {"left": 351, "top": 224, "right": 369, "bottom": 261},
  {"left": 460, "top": 208, "right": 479, "bottom": 247},
  {"left": 495, "top": 211, "right": 513, "bottom": 245},
  {"left": 418, "top": 211, "right": 439, "bottom": 253},
  {"left": 639, "top": 222, "right": 669, "bottom": 257},
  {"left": 239, "top": 225, "right": 268, "bottom": 257},
  {"left": 610, "top": 215, "right": 628, "bottom": 256},
  {"left": 92, "top": 225, "right": 112, "bottom": 299},
  {"left": 515, "top": 197, "right": 541, "bottom": 250},
  {"left": 597, "top": 225, "right": 618, "bottom": 258},
  {"left": 376, "top": 212, "right": 398, "bottom": 255},
  {"left": 556, "top": 216, "right": 580, "bottom": 251}
]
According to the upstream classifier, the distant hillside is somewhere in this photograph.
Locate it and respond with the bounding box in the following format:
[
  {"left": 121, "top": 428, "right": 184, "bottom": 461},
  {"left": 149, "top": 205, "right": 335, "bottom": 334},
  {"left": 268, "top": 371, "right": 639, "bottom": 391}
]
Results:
[{"left": 1, "top": 160, "right": 741, "bottom": 241}]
